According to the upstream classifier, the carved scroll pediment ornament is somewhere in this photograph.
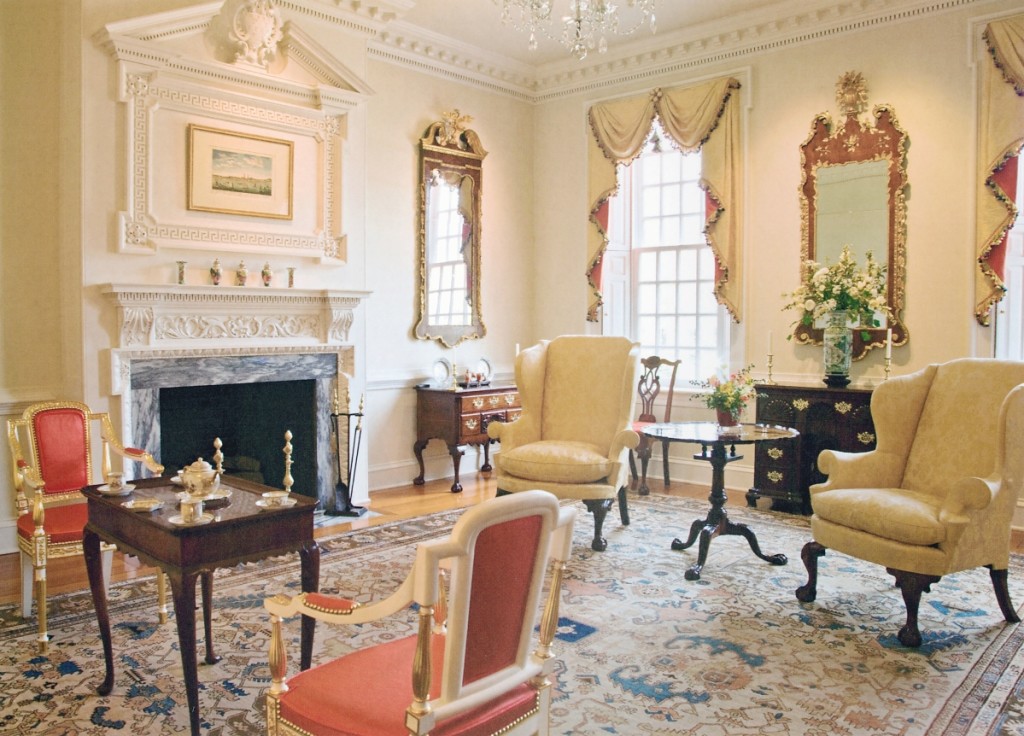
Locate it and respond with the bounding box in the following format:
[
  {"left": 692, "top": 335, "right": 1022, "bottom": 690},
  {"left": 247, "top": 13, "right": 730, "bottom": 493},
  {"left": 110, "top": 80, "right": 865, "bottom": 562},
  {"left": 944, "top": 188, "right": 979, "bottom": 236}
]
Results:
[{"left": 229, "top": 0, "right": 284, "bottom": 68}]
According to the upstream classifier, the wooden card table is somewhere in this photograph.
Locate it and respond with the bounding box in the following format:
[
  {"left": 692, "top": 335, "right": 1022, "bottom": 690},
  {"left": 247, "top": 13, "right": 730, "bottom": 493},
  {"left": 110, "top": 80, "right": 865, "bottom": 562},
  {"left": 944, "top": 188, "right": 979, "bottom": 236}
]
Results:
[
  {"left": 82, "top": 476, "right": 319, "bottom": 736},
  {"left": 641, "top": 422, "right": 798, "bottom": 581}
]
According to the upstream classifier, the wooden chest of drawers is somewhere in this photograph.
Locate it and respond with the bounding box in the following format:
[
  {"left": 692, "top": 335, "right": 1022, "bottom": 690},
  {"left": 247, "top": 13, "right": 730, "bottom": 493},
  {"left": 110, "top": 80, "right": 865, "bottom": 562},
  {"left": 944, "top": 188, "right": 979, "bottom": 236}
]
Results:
[
  {"left": 413, "top": 384, "right": 520, "bottom": 492},
  {"left": 747, "top": 383, "right": 875, "bottom": 514}
]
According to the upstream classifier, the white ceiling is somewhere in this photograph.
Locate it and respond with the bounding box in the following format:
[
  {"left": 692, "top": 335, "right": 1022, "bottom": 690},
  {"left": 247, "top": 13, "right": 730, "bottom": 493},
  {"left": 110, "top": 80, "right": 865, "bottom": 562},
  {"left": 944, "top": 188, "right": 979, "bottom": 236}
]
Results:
[{"left": 398, "top": 0, "right": 826, "bottom": 66}]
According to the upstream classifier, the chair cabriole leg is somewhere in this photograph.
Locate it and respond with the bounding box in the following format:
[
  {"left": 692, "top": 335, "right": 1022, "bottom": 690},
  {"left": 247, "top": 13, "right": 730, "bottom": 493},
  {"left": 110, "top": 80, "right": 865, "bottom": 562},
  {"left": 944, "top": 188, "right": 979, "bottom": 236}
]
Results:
[
  {"left": 583, "top": 498, "right": 611, "bottom": 552},
  {"left": 888, "top": 568, "right": 940, "bottom": 648},
  {"left": 988, "top": 566, "right": 1020, "bottom": 623},
  {"left": 795, "top": 541, "right": 825, "bottom": 603},
  {"left": 617, "top": 485, "right": 630, "bottom": 526}
]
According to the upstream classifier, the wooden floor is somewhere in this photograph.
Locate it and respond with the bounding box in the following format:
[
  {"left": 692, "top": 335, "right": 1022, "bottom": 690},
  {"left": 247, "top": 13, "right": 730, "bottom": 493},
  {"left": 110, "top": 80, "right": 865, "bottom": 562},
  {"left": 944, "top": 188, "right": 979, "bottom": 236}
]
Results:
[{"left": 3, "top": 474, "right": 1023, "bottom": 607}]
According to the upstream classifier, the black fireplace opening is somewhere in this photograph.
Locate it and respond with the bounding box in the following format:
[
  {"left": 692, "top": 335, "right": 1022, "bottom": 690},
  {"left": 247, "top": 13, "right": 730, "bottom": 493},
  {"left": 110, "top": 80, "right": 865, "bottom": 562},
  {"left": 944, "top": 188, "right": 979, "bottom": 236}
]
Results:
[{"left": 160, "top": 379, "right": 317, "bottom": 498}]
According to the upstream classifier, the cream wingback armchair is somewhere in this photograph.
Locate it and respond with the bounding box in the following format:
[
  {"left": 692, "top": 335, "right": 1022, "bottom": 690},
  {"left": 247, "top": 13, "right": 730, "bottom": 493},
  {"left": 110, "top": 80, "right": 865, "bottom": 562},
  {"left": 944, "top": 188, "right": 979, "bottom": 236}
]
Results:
[
  {"left": 796, "top": 359, "right": 1024, "bottom": 647},
  {"left": 486, "top": 335, "right": 641, "bottom": 551}
]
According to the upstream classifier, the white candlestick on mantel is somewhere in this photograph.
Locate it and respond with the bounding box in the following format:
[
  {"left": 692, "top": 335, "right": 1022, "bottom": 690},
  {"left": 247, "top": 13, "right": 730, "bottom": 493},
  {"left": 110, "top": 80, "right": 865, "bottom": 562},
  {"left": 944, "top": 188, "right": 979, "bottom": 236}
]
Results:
[{"left": 885, "top": 328, "right": 892, "bottom": 359}]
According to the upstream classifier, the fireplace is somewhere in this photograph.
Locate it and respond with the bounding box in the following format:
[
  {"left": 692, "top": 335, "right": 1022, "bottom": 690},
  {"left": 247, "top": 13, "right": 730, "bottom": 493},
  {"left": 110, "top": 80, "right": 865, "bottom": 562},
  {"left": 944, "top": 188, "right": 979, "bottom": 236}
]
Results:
[{"left": 103, "top": 284, "right": 369, "bottom": 510}]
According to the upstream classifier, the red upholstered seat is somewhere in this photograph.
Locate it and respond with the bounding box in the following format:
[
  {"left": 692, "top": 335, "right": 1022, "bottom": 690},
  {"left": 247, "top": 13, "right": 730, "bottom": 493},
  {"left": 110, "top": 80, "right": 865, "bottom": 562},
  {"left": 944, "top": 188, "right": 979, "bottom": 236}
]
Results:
[
  {"left": 16, "top": 503, "right": 89, "bottom": 544},
  {"left": 278, "top": 634, "right": 538, "bottom": 736}
]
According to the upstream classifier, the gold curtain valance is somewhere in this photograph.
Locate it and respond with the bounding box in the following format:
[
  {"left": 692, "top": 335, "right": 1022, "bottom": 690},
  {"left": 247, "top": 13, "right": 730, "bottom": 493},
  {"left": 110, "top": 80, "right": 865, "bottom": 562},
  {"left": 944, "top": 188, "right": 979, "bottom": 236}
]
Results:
[
  {"left": 976, "top": 14, "right": 1024, "bottom": 325},
  {"left": 585, "top": 77, "right": 742, "bottom": 322}
]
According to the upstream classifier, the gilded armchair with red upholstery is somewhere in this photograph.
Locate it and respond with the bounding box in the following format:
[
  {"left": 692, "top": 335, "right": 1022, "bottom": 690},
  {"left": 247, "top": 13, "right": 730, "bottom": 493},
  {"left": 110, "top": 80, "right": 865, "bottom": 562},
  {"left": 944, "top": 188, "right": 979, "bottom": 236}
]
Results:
[
  {"left": 263, "top": 490, "right": 576, "bottom": 736},
  {"left": 7, "top": 400, "right": 165, "bottom": 652}
]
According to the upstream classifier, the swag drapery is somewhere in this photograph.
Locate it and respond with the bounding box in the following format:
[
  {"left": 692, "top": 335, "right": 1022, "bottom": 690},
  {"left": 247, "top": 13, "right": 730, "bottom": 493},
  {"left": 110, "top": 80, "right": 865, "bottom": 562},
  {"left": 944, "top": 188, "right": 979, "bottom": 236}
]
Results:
[
  {"left": 585, "top": 77, "right": 742, "bottom": 322},
  {"left": 977, "top": 14, "right": 1024, "bottom": 325}
]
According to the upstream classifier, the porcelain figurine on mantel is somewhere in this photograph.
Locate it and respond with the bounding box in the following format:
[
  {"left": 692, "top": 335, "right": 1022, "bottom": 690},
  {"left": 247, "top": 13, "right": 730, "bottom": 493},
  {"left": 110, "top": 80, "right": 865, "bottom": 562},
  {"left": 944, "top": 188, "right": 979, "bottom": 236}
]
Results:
[
  {"left": 262, "top": 262, "right": 273, "bottom": 286},
  {"left": 210, "top": 258, "right": 222, "bottom": 285},
  {"left": 236, "top": 260, "right": 248, "bottom": 286}
]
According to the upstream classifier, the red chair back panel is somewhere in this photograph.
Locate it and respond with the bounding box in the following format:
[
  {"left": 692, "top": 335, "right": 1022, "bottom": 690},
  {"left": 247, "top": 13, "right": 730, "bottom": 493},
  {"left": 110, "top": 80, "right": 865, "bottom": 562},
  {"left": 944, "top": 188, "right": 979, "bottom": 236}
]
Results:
[
  {"left": 463, "top": 514, "right": 543, "bottom": 684},
  {"left": 33, "top": 408, "right": 90, "bottom": 494}
]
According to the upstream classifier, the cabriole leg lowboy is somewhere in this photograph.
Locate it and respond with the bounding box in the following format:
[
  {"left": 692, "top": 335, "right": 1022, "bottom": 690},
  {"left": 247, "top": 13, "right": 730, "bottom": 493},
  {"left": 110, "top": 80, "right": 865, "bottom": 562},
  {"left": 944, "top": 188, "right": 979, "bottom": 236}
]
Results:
[{"left": 413, "top": 384, "right": 520, "bottom": 492}]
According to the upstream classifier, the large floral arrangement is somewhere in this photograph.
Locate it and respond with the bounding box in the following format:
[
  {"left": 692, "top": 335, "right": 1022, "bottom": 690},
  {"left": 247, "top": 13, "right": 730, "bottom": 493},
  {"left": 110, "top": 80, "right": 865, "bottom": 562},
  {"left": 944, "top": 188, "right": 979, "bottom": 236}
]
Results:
[
  {"left": 691, "top": 364, "right": 758, "bottom": 420},
  {"left": 783, "top": 245, "right": 889, "bottom": 329}
]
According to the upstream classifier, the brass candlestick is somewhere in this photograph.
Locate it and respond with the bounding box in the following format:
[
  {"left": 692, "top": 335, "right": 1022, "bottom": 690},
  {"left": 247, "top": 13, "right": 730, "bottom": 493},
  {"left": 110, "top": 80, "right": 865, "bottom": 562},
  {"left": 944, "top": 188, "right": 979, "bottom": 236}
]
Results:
[
  {"left": 212, "top": 437, "right": 223, "bottom": 477},
  {"left": 765, "top": 353, "right": 776, "bottom": 385},
  {"left": 282, "top": 430, "right": 294, "bottom": 494},
  {"left": 884, "top": 357, "right": 892, "bottom": 381}
]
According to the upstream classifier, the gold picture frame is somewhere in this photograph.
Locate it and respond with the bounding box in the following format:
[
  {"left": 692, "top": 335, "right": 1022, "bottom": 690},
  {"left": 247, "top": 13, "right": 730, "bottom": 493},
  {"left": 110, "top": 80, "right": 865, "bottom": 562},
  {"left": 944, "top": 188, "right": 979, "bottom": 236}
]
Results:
[{"left": 187, "top": 124, "right": 294, "bottom": 220}]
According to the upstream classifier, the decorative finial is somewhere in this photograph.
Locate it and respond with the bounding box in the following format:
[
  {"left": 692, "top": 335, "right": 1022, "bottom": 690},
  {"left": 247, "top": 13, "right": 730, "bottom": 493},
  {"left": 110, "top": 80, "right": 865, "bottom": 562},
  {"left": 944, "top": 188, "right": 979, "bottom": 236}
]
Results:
[
  {"left": 836, "top": 71, "right": 868, "bottom": 118},
  {"left": 213, "top": 437, "right": 223, "bottom": 476},
  {"left": 437, "top": 110, "right": 473, "bottom": 147}
]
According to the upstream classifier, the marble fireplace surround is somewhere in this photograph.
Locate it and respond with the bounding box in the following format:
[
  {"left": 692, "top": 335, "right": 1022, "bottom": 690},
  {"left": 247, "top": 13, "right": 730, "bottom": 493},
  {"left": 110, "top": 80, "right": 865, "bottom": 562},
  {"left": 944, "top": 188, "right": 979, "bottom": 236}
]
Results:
[{"left": 102, "top": 284, "right": 369, "bottom": 509}]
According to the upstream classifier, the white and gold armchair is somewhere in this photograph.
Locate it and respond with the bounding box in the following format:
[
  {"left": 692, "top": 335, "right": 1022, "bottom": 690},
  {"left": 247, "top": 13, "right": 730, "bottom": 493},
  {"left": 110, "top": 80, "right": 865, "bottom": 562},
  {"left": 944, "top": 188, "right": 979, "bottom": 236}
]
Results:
[
  {"left": 263, "top": 490, "right": 576, "bottom": 736},
  {"left": 8, "top": 400, "right": 165, "bottom": 652}
]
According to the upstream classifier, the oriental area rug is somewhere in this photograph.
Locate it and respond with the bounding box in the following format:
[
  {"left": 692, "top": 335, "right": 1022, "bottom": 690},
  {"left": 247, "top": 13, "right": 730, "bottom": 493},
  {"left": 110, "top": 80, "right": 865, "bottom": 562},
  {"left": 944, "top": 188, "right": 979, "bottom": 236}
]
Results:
[{"left": 3, "top": 494, "right": 1024, "bottom": 735}]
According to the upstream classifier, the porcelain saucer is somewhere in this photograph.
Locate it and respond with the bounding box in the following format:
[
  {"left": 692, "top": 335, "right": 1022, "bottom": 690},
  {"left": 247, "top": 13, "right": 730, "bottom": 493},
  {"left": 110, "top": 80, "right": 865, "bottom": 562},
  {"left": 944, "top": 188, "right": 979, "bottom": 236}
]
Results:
[{"left": 98, "top": 483, "right": 135, "bottom": 496}]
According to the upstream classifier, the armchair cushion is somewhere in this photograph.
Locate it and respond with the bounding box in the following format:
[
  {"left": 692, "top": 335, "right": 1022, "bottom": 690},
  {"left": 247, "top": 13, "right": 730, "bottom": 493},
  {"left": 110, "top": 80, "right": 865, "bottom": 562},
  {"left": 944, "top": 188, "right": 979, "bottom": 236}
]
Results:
[
  {"left": 498, "top": 440, "right": 611, "bottom": 484},
  {"left": 811, "top": 488, "right": 945, "bottom": 546},
  {"left": 278, "top": 633, "right": 537, "bottom": 736},
  {"left": 16, "top": 503, "right": 89, "bottom": 544}
]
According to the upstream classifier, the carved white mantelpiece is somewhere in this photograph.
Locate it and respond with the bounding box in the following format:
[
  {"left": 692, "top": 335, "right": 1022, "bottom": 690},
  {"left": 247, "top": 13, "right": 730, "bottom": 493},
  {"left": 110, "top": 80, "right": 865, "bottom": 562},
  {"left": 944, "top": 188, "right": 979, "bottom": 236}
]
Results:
[{"left": 102, "top": 284, "right": 369, "bottom": 350}]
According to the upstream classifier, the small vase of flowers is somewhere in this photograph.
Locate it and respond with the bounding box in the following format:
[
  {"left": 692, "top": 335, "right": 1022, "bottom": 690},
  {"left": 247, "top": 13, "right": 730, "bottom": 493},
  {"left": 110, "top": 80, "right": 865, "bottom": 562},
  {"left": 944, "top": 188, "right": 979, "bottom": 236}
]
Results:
[{"left": 691, "top": 365, "right": 758, "bottom": 433}]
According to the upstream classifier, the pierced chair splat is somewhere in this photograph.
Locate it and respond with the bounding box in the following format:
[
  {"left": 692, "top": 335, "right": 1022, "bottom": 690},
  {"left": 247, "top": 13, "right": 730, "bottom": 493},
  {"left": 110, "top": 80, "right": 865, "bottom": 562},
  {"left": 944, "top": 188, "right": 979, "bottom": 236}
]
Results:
[
  {"left": 263, "top": 490, "right": 576, "bottom": 736},
  {"left": 7, "top": 400, "right": 165, "bottom": 652},
  {"left": 629, "top": 355, "right": 681, "bottom": 495}
]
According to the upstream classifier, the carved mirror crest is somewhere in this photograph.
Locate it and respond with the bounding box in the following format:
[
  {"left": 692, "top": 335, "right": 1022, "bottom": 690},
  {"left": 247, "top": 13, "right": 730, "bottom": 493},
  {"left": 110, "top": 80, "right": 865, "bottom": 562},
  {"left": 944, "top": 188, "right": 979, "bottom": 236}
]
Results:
[
  {"left": 414, "top": 111, "right": 486, "bottom": 348},
  {"left": 795, "top": 72, "right": 909, "bottom": 359}
]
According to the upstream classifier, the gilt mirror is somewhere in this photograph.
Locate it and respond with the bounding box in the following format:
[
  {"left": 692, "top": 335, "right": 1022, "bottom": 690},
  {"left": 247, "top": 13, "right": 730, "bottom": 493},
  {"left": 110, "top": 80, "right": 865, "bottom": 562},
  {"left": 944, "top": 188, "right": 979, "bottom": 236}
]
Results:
[
  {"left": 414, "top": 111, "right": 486, "bottom": 347},
  {"left": 794, "top": 72, "right": 909, "bottom": 359}
]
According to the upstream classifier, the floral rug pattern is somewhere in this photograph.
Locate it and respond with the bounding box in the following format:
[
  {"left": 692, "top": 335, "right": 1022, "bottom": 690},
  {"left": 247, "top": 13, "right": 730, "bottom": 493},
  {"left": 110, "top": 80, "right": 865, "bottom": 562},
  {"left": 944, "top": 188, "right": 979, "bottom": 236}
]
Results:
[{"left": 2, "top": 494, "right": 1024, "bottom": 734}]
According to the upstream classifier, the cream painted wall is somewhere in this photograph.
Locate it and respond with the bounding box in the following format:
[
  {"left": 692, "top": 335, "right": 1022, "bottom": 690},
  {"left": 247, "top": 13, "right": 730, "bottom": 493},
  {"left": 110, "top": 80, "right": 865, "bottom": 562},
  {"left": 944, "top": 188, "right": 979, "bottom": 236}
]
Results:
[{"left": 362, "top": 60, "right": 536, "bottom": 490}]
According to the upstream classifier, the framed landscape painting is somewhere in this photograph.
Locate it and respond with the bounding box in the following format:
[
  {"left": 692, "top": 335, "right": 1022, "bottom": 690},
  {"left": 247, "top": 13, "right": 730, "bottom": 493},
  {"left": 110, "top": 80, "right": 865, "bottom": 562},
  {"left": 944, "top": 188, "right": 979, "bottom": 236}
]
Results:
[{"left": 187, "top": 124, "right": 294, "bottom": 220}]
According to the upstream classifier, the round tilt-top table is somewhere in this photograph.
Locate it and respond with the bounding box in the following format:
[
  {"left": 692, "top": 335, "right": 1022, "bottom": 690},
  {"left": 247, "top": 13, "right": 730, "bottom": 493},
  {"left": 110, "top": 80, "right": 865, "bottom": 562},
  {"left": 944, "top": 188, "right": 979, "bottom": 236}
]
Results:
[{"left": 641, "top": 422, "right": 799, "bottom": 581}]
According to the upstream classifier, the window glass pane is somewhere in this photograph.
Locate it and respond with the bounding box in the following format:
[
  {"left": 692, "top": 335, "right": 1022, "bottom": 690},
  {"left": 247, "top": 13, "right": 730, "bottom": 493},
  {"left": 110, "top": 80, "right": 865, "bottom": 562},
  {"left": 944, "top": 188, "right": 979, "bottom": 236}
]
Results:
[
  {"left": 641, "top": 219, "right": 661, "bottom": 247},
  {"left": 683, "top": 185, "right": 704, "bottom": 213},
  {"left": 637, "top": 315, "right": 657, "bottom": 346},
  {"left": 662, "top": 152, "right": 681, "bottom": 180},
  {"left": 637, "top": 252, "right": 657, "bottom": 281},
  {"left": 678, "top": 314, "right": 697, "bottom": 345},
  {"left": 642, "top": 185, "right": 661, "bottom": 215},
  {"left": 656, "top": 316, "right": 676, "bottom": 347},
  {"left": 698, "top": 251, "right": 716, "bottom": 279},
  {"left": 657, "top": 283, "right": 675, "bottom": 312},
  {"left": 636, "top": 283, "right": 657, "bottom": 313},
  {"left": 661, "top": 184, "right": 681, "bottom": 215},
  {"left": 681, "top": 153, "right": 701, "bottom": 179},
  {"left": 681, "top": 214, "right": 703, "bottom": 244},
  {"left": 662, "top": 217, "right": 681, "bottom": 246},
  {"left": 658, "top": 249, "right": 677, "bottom": 276},
  {"left": 679, "top": 282, "right": 698, "bottom": 312}
]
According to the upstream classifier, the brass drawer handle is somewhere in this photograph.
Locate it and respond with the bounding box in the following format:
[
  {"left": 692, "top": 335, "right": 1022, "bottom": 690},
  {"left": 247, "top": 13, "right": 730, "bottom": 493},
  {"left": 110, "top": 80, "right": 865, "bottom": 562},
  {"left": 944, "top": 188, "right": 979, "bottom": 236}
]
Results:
[
  {"left": 472, "top": 398, "right": 484, "bottom": 409},
  {"left": 834, "top": 401, "right": 852, "bottom": 414},
  {"left": 767, "top": 471, "right": 784, "bottom": 483},
  {"left": 767, "top": 447, "right": 783, "bottom": 460},
  {"left": 857, "top": 431, "right": 875, "bottom": 445},
  {"left": 504, "top": 394, "right": 515, "bottom": 405},
  {"left": 792, "top": 398, "right": 809, "bottom": 411},
  {"left": 488, "top": 396, "right": 500, "bottom": 407},
  {"left": 465, "top": 418, "right": 479, "bottom": 430}
]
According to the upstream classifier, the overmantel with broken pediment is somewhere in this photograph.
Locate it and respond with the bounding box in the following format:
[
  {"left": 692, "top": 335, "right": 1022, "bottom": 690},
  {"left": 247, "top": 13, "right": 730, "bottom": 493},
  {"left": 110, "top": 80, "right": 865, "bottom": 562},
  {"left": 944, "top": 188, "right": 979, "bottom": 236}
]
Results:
[
  {"left": 96, "top": 1, "right": 377, "bottom": 261},
  {"left": 102, "top": 283, "right": 370, "bottom": 349}
]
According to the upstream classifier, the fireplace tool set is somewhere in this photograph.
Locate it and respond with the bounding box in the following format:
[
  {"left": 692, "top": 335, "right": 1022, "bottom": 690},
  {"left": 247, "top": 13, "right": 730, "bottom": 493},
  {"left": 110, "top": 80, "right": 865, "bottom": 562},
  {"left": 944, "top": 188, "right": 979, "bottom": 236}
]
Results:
[{"left": 327, "top": 389, "right": 366, "bottom": 517}]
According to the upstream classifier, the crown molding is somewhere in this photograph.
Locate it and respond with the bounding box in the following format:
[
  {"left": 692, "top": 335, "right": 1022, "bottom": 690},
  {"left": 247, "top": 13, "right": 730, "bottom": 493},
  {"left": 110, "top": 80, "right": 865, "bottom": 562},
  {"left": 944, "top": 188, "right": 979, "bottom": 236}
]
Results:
[{"left": 372, "top": 0, "right": 992, "bottom": 102}]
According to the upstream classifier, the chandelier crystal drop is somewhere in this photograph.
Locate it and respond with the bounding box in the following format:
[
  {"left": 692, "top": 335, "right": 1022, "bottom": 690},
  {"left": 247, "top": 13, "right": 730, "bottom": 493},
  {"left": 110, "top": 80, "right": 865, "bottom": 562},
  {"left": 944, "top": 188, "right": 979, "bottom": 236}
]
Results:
[{"left": 496, "top": 0, "right": 657, "bottom": 61}]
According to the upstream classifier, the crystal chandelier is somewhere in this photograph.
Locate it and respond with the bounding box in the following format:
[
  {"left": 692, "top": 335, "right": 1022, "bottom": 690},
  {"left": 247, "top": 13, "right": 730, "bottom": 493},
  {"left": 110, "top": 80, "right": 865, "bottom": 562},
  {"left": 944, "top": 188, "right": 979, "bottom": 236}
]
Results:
[{"left": 496, "top": 0, "right": 657, "bottom": 60}]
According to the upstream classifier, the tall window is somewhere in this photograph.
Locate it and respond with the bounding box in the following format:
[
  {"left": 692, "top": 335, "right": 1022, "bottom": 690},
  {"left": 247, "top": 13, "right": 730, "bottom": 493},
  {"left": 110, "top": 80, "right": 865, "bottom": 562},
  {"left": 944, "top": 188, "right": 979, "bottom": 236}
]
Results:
[
  {"left": 426, "top": 180, "right": 471, "bottom": 326},
  {"left": 995, "top": 171, "right": 1024, "bottom": 360},
  {"left": 605, "top": 127, "right": 731, "bottom": 382}
]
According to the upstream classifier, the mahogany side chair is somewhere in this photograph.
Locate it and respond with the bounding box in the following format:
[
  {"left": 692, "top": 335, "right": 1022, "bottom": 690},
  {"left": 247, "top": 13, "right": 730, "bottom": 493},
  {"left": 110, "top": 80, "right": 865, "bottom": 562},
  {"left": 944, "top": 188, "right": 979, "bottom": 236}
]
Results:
[
  {"left": 7, "top": 400, "right": 165, "bottom": 652},
  {"left": 263, "top": 490, "right": 576, "bottom": 736},
  {"left": 629, "top": 355, "right": 681, "bottom": 495}
]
